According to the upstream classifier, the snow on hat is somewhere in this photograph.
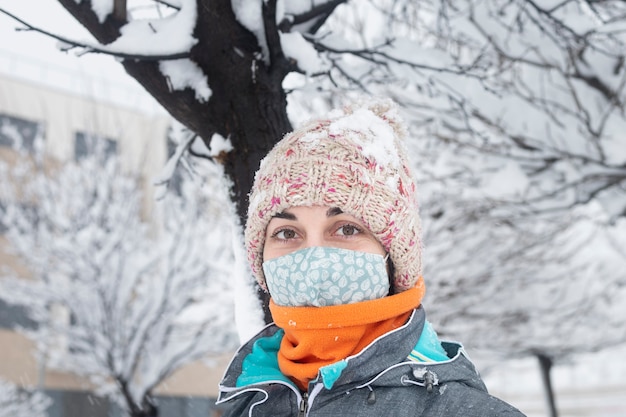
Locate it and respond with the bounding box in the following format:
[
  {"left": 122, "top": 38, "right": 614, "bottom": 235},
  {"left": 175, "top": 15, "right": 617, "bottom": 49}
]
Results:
[{"left": 245, "top": 98, "right": 424, "bottom": 293}]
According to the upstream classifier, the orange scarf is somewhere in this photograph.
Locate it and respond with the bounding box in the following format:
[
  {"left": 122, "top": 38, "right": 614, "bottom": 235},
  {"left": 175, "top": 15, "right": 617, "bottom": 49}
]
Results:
[{"left": 269, "top": 281, "right": 425, "bottom": 391}]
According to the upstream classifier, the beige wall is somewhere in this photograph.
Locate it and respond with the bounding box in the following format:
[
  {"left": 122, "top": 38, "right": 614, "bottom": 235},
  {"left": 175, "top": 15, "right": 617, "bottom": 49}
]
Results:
[
  {"left": 0, "top": 273, "right": 231, "bottom": 398},
  {"left": 155, "top": 355, "right": 232, "bottom": 397},
  {"left": 0, "top": 330, "right": 90, "bottom": 391},
  {"left": 0, "top": 329, "right": 229, "bottom": 397},
  {"left": 0, "top": 74, "right": 170, "bottom": 207},
  {"left": 0, "top": 330, "right": 39, "bottom": 386}
]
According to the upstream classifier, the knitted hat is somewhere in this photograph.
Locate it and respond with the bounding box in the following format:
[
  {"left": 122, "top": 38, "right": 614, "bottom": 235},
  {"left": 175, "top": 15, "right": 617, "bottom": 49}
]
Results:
[{"left": 245, "top": 98, "right": 423, "bottom": 293}]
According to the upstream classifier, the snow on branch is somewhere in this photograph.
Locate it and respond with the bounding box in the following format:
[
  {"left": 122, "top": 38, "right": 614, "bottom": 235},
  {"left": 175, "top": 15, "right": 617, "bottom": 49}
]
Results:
[
  {"left": 279, "top": 0, "right": 348, "bottom": 34},
  {"left": 0, "top": 6, "right": 192, "bottom": 60}
]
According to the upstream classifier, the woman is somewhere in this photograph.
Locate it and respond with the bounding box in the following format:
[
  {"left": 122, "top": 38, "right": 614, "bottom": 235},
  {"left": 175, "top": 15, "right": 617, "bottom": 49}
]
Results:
[{"left": 217, "top": 99, "right": 525, "bottom": 416}]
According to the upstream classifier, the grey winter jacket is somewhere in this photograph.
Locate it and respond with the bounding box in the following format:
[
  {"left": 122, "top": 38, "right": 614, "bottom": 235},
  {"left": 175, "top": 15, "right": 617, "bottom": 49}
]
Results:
[{"left": 217, "top": 307, "right": 526, "bottom": 416}]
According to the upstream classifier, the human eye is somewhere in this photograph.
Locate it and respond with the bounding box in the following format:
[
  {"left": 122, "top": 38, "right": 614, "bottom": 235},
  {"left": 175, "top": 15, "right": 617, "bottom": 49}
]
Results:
[
  {"left": 271, "top": 228, "right": 298, "bottom": 241},
  {"left": 335, "top": 223, "right": 363, "bottom": 237}
]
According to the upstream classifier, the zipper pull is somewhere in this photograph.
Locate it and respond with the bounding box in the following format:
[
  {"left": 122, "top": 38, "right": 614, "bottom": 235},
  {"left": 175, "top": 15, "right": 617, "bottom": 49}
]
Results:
[{"left": 298, "top": 392, "right": 309, "bottom": 417}]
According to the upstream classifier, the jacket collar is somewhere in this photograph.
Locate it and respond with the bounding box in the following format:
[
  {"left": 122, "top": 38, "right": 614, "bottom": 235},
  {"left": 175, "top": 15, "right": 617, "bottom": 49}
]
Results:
[{"left": 219, "top": 306, "right": 487, "bottom": 396}]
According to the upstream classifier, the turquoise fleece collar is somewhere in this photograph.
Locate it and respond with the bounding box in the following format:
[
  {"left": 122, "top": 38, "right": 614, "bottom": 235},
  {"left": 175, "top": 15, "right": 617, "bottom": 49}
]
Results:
[
  {"left": 408, "top": 320, "right": 449, "bottom": 363},
  {"left": 236, "top": 329, "right": 293, "bottom": 388},
  {"left": 236, "top": 320, "right": 448, "bottom": 390}
]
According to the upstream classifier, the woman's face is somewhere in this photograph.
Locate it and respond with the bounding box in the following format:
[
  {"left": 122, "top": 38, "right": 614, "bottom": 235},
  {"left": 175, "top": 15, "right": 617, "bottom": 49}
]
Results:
[{"left": 263, "top": 205, "right": 386, "bottom": 261}]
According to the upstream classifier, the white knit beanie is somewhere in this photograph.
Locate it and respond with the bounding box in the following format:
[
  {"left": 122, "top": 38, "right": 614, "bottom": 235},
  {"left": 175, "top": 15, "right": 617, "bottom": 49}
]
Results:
[{"left": 245, "top": 98, "right": 424, "bottom": 293}]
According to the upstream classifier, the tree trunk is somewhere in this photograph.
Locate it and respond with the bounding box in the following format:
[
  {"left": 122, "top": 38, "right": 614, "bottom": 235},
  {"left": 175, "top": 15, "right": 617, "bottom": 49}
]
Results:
[
  {"left": 57, "top": 0, "right": 295, "bottom": 324},
  {"left": 119, "top": 380, "right": 159, "bottom": 417},
  {"left": 537, "top": 353, "right": 559, "bottom": 417},
  {"left": 129, "top": 406, "right": 157, "bottom": 417}
]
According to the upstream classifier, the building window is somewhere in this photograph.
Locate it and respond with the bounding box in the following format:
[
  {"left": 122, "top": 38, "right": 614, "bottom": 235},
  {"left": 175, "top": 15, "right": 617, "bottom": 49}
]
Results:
[
  {"left": 43, "top": 390, "right": 225, "bottom": 417},
  {"left": 74, "top": 132, "right": 117, "bottom": 161},
  {"left": 0, "top": 199, "right": 39, "bottom": 330},
  {"left": 46, "top": 390, "right": 117, "bottom": 417},
  {"left": 0, "top": 299, "right": 37, "bottom": 330},
  {"left": 0, "top": 113, "right": 43, "bottom": 152}
]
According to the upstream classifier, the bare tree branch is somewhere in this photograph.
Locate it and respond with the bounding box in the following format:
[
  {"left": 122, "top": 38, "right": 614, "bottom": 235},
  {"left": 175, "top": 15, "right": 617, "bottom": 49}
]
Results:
[{"left": 278, "top": 0, "right": 348, "bottom": 34}]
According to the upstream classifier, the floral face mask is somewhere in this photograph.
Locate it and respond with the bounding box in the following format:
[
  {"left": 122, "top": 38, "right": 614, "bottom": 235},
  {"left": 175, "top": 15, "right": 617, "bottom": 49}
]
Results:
[{"left": 263, "top": 246, "right": 390, "bottom": 307}]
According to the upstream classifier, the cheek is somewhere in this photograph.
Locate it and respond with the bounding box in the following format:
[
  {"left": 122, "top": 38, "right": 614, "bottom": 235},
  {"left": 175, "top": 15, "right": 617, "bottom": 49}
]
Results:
[
  {"left": 262, "top": 241, "right": 293, "bottom": 262},
  {"left": 359, "top": 237, "right": 386, "bottom": 257},
  {"left": 262, "top": 245, "right": 273, "bottom": 262}
]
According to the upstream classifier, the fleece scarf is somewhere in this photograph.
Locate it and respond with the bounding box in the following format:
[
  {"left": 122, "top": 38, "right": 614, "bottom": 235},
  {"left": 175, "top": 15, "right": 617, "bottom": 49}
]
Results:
[{"left": 269, "top": 284, "right": 424, "bottom": 391}]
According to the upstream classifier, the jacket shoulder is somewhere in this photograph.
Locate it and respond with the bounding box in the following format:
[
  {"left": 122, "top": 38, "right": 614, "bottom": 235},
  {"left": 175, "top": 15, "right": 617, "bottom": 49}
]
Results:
[{"left": 426, "top": 381, "right": 526, "bottom": 416}]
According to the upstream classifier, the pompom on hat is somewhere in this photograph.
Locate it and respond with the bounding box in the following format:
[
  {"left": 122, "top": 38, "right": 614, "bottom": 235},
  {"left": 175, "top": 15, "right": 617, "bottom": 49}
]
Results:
[{"left": 245, "top": 98, "right": 424, "bottom": 294}]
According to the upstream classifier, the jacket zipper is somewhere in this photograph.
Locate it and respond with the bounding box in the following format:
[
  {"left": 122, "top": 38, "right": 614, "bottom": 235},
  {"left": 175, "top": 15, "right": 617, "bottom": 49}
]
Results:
[{"left": 298, "top": 392, "right": 309, "bottom": 417}]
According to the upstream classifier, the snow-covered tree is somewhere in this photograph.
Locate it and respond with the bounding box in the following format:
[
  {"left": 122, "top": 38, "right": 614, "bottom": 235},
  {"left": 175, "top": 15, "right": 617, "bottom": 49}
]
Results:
[
  {"left": 0, "top": 136, "right": 238, "bottom": 417},
  {"left": 2, "top": 0, "right": 623, "bottom": 321},
  {"left": 411, "top": 129, "right": 626, "bottom": 416},
  {"left": 0, "top": 378, "right": 50, "bottom": 417}
]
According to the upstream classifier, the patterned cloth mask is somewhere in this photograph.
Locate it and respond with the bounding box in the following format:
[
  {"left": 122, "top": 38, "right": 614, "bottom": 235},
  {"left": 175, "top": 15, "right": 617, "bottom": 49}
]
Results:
[{"left": 263, "top": 246, "right": 390, "bottom": 307}]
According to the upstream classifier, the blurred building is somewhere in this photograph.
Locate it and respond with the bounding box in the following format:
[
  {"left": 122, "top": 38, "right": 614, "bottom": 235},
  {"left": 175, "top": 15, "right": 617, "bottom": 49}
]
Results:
[{"left": 0, "top": 57, "right": 230, "bottom": 417}]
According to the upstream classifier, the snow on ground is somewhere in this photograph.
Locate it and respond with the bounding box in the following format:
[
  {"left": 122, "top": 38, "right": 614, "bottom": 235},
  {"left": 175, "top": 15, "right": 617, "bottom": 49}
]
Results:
[{"left": 479, "top": 344, "right": 626, "bottom": 417}]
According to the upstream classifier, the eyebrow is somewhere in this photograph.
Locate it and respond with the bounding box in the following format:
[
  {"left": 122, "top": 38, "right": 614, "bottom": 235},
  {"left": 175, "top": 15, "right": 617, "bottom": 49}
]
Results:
[
  {"left": 272, "top": 207, "right": 344, "bottom": 220},
  {"left": 327, "top": 207, "right": 343, "bottom": 217},
  {"left": 272, "top": 211, "right": 296, "bottom": 220}
]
